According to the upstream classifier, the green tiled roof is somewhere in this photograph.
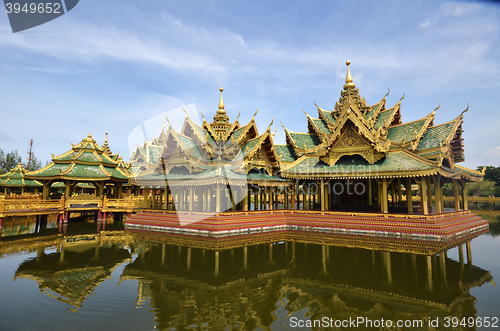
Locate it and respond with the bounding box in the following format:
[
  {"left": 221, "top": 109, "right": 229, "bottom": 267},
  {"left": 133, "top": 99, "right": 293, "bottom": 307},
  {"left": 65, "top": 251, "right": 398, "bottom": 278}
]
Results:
[
  {"left": 241, "top": 137, "right": 261, "bottom": 158},
  {"left": 365, "top": 103, "right": 381, "bottom": 120},
  {"left": 66, "top": 164, "right": 110, "bottom": 178},
  {"left": 75, "top": 151, "right": 101, "bottom": 163},
  {"left": 320, "top": 110, "right": 336, "bottom": 124},
  {"left": 0, "top": 178, "right": 42, "bottom": 187},
  {"left": 282, "top": 152, "right": 436, "bottom": 176},
  {"left": 111, "top": 168, "right": 129, "bottom": 180},
  {"left": 289, "top": 133, "right": 321, "bottom": 149},
  {"left": 56, "top": 153, "right": 75, "bottom": 161},
  {"left": 374, "top": 107, "right": 396, "bottom": 130},
  {"left": 275, "top": 145, "right": 297, "bottom": 162},
  {"left": 311, "top": 118, "right": 330, "bottom": 135},
  {"left": 416, "top": 122, "right": 457, "bottom": 151},
  {"left": 29, "top": 163, "right": 69, "bottom": 177},
  {"left": 230, "top": 125, "right": 248, "bottom": 141},
  {"left": 176, "top": 135, "right": 206, "bottom": 161},
  {"left": 148, "top": 146, "right": 162, "bottom": 164},
  {"left": 386, "top": 119, "right": 427, "bottom": 144}
]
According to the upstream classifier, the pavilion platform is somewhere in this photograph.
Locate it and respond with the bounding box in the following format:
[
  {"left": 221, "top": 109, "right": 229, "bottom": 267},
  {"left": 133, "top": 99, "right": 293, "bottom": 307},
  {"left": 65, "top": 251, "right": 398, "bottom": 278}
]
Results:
[{"left": 125, "top": 209, "right": 488, "bottom": 242}]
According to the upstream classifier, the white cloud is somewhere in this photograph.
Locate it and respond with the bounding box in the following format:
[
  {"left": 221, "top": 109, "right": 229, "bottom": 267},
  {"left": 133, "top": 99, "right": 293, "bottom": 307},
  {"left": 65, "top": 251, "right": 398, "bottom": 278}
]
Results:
[{"left": 486, "top": 146, "right": 500, "bottom": 156}]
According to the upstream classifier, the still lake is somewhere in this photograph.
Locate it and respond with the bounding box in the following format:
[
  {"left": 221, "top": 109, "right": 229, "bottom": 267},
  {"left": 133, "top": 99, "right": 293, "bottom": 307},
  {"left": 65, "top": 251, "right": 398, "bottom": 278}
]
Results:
[{"left": 0, "top": 213, "right": 498, "bottom": 331}]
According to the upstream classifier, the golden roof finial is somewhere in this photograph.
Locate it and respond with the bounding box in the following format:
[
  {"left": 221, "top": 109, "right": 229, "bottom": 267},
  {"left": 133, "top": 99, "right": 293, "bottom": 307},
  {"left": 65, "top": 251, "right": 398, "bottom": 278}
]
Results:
[
  {"left": 344, "top": 60, "right": 356, "bottom": 90},
  {"left": 218, "top": 87, "right": 225, "bottom": 111},
  {"left": 104, "top": 132, "right": 108, "bottom": 145}
]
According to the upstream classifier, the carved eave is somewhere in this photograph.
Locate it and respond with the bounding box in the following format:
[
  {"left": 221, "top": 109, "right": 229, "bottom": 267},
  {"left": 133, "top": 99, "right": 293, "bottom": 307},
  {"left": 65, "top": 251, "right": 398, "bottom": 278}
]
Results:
[
  {"left": 244, "top": 129, "right": 280, "bottom": 175},
  {"left": 366, "top": 93, "right": 388, "bottom": 121},
  {"left": 238, "top": 120, "right": 259, "bottom": 145},
  {"left": 180, "top": 118, "right": 213, "bottom": 158},
  {"left": 389, "top": 108, "right": 436, "bottom": 151},
  {"left": 202, "top": 117, "right": 219, "bottom": 142},
  {"left": 305, "top": 113, "right": 328, "bottom": 143},
  {"left": 438, "top": 115, "right": 465, "bottom": 168},
  {"left": 319, "top": 125, "right": 386, "bottom": 165},
  {"left": 316, "top": 103, "right": 337, "bottom": 133}
]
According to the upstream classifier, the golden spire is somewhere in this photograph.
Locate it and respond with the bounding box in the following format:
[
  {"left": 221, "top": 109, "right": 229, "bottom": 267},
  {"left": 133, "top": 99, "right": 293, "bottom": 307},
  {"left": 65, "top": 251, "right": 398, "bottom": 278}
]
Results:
[
  {"left": 104, "top": 132, "right": 108, "bottom": 145},
  {"left": 218, "top": 87, "right": 225, "bottom": 111},
  {"left": 344, "top": 60, "right": 356, "bottom": 90}
]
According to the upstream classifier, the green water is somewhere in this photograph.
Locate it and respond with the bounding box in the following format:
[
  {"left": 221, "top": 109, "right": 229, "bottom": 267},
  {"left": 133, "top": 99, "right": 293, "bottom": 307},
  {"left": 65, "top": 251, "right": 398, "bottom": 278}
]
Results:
[{"left": 0, "top": 216, "right": 498, "bottom": 330}]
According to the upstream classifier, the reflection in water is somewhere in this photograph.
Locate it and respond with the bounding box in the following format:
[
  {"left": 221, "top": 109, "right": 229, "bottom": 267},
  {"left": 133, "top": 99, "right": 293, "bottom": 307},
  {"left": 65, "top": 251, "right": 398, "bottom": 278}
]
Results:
[{"left": 0, "top": 218, "right": 495, "bottom": 330}]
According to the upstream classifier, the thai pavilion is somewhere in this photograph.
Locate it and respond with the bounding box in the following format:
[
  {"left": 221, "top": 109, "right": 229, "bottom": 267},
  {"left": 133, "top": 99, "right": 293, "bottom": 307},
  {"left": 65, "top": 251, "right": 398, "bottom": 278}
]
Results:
[
  {"left": 26, "top": 133, "right": 132, "bottom": 200},
  {"left": 129, "top": 61, "right": 484, "bottom": 216}
]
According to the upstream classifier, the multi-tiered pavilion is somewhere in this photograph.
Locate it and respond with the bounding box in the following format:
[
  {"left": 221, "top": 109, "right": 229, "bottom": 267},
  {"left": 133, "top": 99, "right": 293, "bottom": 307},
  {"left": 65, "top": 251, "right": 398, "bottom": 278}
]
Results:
[
  {"left": 125, "top": 61, "right": 487, "bottom": 240},
  {"left": 129, "top": 61, "right": 484, "bottom": 216}
]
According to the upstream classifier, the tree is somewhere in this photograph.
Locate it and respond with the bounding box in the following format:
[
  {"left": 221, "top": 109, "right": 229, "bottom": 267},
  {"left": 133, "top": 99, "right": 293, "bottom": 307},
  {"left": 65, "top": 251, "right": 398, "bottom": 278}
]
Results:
[
  {"left": 466, "top": 180, "right": 496, "bottom": 197},
  {"left": 0, "top": 149, "right": 22, "bottom": 174},
  {"left": 24, "top": 155, "right": 42, "bottom": 171}
]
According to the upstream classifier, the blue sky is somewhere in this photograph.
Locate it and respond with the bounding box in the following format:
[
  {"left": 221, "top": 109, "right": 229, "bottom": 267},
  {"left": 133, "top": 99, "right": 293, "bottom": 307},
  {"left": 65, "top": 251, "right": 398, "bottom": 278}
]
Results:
[{"left": 1, "top": 0, "right": 499, "bottom": 169}]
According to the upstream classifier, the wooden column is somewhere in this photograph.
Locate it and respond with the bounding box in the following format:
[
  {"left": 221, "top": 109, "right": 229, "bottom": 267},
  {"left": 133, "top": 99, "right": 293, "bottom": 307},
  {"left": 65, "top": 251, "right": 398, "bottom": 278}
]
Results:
[
  {"left": 421, "top": 177, "right": 428, "bottom": 215},
  {"left": 243, "top": 187, "right": 248, "bottom": 211},
  {"left": 406, "top": 178, "right": 413, "bottom": 214},
  {"left": 291, "top": 185, "right": 296, "bottom": 210}
]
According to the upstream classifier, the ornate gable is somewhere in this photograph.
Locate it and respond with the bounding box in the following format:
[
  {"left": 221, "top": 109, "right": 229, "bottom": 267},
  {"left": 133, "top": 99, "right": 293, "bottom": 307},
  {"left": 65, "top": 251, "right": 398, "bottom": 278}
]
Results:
[{"left": 320, "top": 125, "right": 385, "bottom": 165}]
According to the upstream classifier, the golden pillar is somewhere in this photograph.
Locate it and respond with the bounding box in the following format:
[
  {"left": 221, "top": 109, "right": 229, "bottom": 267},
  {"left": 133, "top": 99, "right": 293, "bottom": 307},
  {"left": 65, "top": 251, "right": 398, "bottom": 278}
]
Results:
[
  {"left": 269, "top": 187, "right": 274, "bottom": 211},
  {"left": 381, "top": 178, "right": 388, "bottom": 213},
  {"left": 243, "top": 187, "right": 248, "bottom": 211},
  {"left": 42, "top": 181, "right": 50, "bottom": 200},
  {"left": 189, "top": 186, "right": 194, "bottom": 212},
  {"left": 143, "top": 188, "right": 150, "bottom": 208},
  {"left": 462, "top": 179, "right": 468, "bottom": 210},
  {"left": 406, "top": 178, "right": 413, "bottom": 214},
  {"left": 291, "top": 184, "right": 296, "bottom": 210},
  {"left": 216, "top": 183, "right": 221, "bottom": 213},
  {"left": 421, "top": 177, "right": 428, "bottom": 215},
  {"left": 453, "top": 179, "right": 460, "bottom": 211},
  {"left": 163, "top": 188, "right": 168, "bottom": 210},
  {"left": 426, "top": 177, "right": 432, "bottom": 213},
  {"left": 398, "top": 178, "right": 403, "bottom": 203},
  {"left": 435, "top": 175, "right": 443, "bottom": 214}
]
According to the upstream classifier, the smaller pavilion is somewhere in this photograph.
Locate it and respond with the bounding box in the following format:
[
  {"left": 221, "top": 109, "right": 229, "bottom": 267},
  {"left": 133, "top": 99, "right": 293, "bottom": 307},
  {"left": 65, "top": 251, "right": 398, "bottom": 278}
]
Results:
[
  {"left": 26, "top": 133, "right": 132, "bottom": 200},
  {"left": 0, "top": 163, "right": 42, "bottom": 194}
]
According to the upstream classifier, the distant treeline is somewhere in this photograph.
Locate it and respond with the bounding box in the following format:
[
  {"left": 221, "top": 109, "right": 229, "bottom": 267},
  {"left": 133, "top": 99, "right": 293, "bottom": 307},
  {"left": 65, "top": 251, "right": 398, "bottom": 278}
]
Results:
[{"left": 0, "top": 149, "right": 42, "bottom": 174}]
